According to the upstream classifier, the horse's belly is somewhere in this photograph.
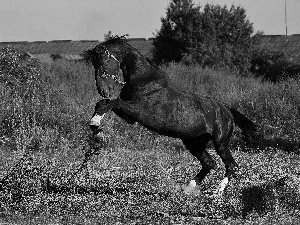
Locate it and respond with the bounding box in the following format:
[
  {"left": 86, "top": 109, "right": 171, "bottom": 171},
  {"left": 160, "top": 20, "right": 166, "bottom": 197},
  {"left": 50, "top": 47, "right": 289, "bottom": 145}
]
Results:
[{"left": 139, "top": 101, "right": 211, "bottom": 137}]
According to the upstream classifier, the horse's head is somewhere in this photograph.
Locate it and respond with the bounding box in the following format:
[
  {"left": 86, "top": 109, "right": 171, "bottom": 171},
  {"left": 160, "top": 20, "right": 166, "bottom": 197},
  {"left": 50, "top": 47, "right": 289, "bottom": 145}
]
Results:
[
  {"left": 87, "top": 37, "right": 127, "bottom": 99},
  {"left": 88, "top": 35, "right": 161, "bottom": 101}
]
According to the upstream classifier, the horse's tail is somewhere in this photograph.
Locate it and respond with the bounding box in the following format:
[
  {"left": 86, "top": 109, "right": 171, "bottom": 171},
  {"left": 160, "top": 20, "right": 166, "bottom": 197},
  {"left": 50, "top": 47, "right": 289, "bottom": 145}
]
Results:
[{"left": 229, "top": 107, "right": 263, "bottom": 144}]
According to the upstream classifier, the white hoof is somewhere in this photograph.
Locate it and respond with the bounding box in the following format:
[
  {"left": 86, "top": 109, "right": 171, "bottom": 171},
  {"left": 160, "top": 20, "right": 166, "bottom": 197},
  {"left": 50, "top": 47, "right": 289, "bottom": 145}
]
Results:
[
  {"left": 89, "top": 114, "right": 106, "bottom": 126},
  {"left": 213, "top": 177, "right": 229, "bottom": 197},
  {"left": 183, "top": 180, "right": 199, "bottom": 195}
]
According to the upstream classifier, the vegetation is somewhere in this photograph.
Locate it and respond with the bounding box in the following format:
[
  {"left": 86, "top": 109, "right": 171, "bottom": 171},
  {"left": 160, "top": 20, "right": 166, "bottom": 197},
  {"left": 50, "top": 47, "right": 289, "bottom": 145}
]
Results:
[
  {"left": 153, "top": 0, "right": 254, "bottom": 74},
  {"left": 164, "top": 62, "right": 300, "bottom": 144},
  {"left": 250, "top": 48, "right": 300, "bottom": 82},
  {"left": 153, "top": 0, "right": 300, "bottom": 81},
  {"left": 0, "top": 47, "right": 299, "bottom": 224}
]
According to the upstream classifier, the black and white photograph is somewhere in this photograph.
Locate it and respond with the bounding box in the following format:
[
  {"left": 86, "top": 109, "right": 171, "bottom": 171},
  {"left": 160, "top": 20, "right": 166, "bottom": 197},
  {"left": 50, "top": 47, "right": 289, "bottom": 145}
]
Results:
[{"left": 0, "top": 0, "right": 299, "bottom": 224}]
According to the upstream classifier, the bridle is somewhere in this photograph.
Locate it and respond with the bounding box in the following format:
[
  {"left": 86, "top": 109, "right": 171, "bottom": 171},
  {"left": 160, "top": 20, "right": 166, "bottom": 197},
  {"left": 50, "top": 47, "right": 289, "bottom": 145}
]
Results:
[{"left": 92, "top": 45, "right": 126, "bottom": 86}]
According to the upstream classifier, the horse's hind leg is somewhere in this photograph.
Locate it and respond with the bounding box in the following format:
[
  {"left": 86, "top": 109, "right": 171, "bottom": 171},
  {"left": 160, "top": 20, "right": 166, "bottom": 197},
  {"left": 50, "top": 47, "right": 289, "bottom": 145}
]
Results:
[
  {"left": 212, "top": 126, "right": 238, "bottom": 196},
  {"left": 181, "top": 134, "right": 216, "bottom": 194}
]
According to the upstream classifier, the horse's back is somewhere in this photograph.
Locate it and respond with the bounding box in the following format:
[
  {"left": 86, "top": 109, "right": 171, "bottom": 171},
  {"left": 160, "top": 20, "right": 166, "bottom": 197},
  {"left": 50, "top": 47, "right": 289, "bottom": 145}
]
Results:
[{"left": 135, "top": 84, "right": 233, "bottom": 138}]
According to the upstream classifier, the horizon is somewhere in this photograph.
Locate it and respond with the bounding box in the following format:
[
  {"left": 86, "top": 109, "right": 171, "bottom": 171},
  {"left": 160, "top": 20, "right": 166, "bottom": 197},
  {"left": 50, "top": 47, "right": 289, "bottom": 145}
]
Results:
[
  {"left": 1, "top": 0, "right": 299, "bottom": 42},
  {"left": 1, "top": 34, "right": 300, "bottom": 44}
]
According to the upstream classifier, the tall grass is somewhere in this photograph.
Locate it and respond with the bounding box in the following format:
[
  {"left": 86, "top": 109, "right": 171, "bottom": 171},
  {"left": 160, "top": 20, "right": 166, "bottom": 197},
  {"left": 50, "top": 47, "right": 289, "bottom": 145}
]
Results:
[
  {"left": 163, "top": 62, "right": 300, "bottom": 143},
  {"left": 0, "top": 48, "right": 299, "bottom": 224}
]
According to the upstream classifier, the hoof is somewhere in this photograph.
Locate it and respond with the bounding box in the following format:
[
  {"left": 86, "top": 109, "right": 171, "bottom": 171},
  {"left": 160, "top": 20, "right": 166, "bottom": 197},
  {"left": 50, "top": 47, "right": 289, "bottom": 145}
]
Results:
[
  {"left": 89, "top": 114, "right": 106, "bottom": 125},
  {"left": 212, "top": 177, "right": 229, "bottom": 197},
  {"left": 182, "top": 180, "right": 199, "bottom": 195}
]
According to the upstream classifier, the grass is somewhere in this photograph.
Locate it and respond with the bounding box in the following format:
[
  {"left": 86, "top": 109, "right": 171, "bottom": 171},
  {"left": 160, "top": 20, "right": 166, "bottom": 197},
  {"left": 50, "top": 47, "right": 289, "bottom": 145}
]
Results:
[
  {"left": 164, "top": 63, "right": 300, "bottom": 152},
  {"left": 0, "top": 47, "right": 299, "bottom": 224}
]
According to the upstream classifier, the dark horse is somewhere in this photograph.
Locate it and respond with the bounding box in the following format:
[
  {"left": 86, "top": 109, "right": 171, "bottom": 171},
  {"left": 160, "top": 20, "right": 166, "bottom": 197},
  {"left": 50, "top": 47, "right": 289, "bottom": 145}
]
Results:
[{"left": 87, "top": 36, "right": 262, "bottom": 195}]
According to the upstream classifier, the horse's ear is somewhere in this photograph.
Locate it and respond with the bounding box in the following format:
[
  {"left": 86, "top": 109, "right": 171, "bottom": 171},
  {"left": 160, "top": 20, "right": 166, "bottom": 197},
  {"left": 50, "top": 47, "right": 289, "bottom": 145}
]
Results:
[{"left": 120, "top": 34, "right": 129, "bottom": 40}]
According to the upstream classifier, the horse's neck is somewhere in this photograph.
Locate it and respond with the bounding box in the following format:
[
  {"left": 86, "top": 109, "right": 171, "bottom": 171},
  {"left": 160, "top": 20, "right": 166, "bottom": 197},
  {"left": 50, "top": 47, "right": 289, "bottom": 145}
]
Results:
[
  {"left": 123, "top": 51, "right": 164, "bottom": 83},
  {"left": 120, "top": 46, "right": 168, "bottom": 99}
]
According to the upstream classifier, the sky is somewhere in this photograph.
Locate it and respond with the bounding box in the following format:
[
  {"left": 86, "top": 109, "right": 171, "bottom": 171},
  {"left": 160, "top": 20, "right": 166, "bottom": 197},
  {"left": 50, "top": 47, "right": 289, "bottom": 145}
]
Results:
[{"left": 0, "top": 0, "right": 299, "bottom": 42}]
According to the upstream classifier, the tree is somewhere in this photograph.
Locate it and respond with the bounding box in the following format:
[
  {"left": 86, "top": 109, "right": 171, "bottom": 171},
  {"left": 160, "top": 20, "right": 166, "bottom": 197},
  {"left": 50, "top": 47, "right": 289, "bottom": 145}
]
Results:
[
  {"left": 152, "top": 0, "right": 201, "bottom": 64},
  {"left": 153, "top": 0, "right": 255, "bottom": 74},
  {"left": 197, "top": 4, "right": 254, "bottom": 73}
]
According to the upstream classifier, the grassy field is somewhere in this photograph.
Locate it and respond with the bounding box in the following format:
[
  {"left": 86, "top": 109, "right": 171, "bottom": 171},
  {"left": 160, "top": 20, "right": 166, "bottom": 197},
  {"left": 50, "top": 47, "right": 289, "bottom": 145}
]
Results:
[{"left": 0, "top": 48, "right": 299, "bottom": 224}]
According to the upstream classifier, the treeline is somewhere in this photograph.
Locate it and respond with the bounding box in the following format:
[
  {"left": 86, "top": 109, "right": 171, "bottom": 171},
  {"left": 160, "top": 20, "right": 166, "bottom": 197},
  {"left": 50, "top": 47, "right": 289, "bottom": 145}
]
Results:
[{"left": 152, "top": 0, "right": 300, "bottom": 82}]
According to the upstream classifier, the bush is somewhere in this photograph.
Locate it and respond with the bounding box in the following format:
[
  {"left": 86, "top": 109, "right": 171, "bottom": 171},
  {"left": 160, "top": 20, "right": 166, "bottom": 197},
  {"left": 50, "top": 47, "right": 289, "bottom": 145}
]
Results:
[
  {"left": 153, "top": 0, "right": 254, "bottom": 74},
  {"left": 0, "top": 47, "right": 96, "bottom": 149},
  {"left": 0, "top": 47, "right": 44, "bottom": 136},
  {"left": 0, "top": 50, "right": 100, "bottom": 188},
  {"left": 250, "top": 49, "right": 300, "bottom": 82}
]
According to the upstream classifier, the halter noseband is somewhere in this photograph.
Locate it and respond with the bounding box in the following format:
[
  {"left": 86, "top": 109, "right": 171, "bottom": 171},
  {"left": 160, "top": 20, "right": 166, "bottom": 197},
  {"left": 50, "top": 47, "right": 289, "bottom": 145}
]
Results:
[{"left": 94, "top": 45, "right": 126, "bottom": 86}]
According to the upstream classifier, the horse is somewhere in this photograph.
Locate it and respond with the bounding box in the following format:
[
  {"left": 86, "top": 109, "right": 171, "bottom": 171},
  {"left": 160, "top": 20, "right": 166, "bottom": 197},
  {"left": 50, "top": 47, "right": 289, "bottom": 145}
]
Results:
[{"left": 87, "top": 35, "right": 262, "bottom": 195}]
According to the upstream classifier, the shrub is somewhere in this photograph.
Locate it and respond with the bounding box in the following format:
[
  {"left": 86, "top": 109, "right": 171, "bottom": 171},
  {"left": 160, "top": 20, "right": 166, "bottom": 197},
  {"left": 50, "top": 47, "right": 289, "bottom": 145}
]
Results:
[
  {"left": 250, "top": 49, "right": 300, "bottom": 82},
  {"left": 50, "top": 53, "right": 63, "bottom": 60},
  {"left": 153, "top": 0, "right": 254, "bottom": 74},
  {"left": 0, "top": 47, "right": 98, "bottom": 156},
  {"left": 0, "top": 47, "right": 44, "bottom": 136}
]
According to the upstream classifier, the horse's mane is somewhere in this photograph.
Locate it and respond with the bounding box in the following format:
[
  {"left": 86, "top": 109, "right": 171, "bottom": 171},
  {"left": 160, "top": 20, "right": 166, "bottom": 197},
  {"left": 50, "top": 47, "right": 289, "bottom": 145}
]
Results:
[
  {"left": 103, "top": 35, "right": 159, "bottom": 68},
  {"left": 103, "top": 35, "right": 166, "bottom": 76},
  {"left": 146, "top": 57, "right": 161, "bottom": 71},
  {"left": 103, "top": 35, "right": 128, "bottom": 45}
]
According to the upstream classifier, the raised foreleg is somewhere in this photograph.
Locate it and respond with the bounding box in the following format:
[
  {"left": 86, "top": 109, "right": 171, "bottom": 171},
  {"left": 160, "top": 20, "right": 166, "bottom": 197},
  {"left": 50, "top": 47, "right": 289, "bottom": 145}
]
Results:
[
  {"left": 89, "top": 99, "right": 140, "bottom": 133},
  {"left": 89, "top": 99, "right": 115, "bottom": 134}
]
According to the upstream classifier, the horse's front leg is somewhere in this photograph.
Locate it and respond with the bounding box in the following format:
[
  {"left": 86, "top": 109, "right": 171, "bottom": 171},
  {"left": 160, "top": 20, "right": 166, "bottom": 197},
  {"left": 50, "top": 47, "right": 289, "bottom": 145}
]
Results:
[
  {"left": 89, "top": 99, "right": 140, "bottom": 134},
  {"left": 113, "top": 100, "right": 141, "bottom": 119},
  {"left": 89, "top": 99, "right": 118, "bottom": 135}
]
